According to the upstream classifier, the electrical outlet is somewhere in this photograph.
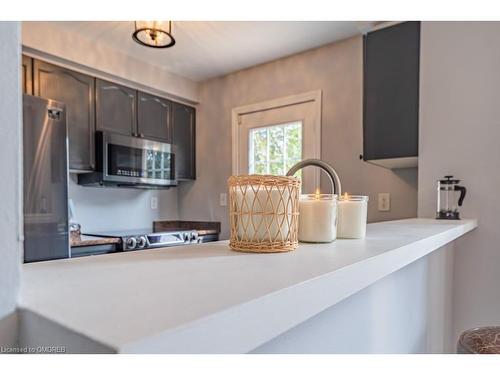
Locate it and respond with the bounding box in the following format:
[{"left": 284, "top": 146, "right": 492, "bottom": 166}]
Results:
[
  {"left": 150, "top": 196, "right": 158, "bottom": 210},
  {"left": 378, "top": 193, "right": 391, "bottom": 212},
  {"left": 220, "top": 193, "right": 228, "bottom": 207}
]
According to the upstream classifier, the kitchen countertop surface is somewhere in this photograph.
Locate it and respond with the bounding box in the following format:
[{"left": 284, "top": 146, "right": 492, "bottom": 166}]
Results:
[
  {"left": 70, "top": 234, "right": 121, "bottom": 247},
  {"left": 20, "top": 218, "right": 477, "bottom": 353},
  {"left": 153, "top": 220, "right": 221, "bottom": 236}
]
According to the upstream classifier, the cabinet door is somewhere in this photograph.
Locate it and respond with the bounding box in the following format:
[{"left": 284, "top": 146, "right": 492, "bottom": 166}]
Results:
[
  {"left": 363, "top": 21, "right": 420, "bottom": 163},
  {"left": 22, "top": 55, "right": 33, "bottom": 95},
  {"left": 171, "top": 102, "right": 196, "bottom": 180},
  {"left": 96, "top": 79, "right": 137, "bottom": 136},
  {"left": 137, "top": 92, "right": 172, "bottom": 142},
  {"left": 34, "top": 60, "right": 95, "bottom": 171}
]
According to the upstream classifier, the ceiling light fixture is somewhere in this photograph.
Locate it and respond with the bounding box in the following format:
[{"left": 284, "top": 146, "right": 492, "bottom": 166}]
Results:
[{"left": 132, "top": 21, "right": 176, "bottom": 48}]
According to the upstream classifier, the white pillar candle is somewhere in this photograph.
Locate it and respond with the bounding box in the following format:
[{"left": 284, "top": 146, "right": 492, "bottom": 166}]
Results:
[
  {"left": 337, "top": 194, "right": 369, "bottom": 239},
  {"left": 235, "top": 186, "right": 294, "bottom": 242},
  {"left": 298, "top": 193, "right": 338, "bottom": 243}
]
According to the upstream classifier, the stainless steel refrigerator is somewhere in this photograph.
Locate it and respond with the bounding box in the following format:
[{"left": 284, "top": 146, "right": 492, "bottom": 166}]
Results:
[{"left": 23, "top": 95, "right": 70, "bottom": 263}]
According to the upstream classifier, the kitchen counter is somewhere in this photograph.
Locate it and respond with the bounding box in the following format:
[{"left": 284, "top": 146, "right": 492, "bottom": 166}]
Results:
[
  {"left": 70, "top": 234, "right": 121, "bottom": 247},
  {"left": 20, "top": 218, "right": 477, "bottom": 353},
  {"left": 153, "top": 220, "right": 221, "bottom": 236}
]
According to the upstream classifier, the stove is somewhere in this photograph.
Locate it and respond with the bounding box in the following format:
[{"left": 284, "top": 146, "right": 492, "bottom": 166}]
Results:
[{"left": 85, "top": 228, "right": 201, "bottom": 251}]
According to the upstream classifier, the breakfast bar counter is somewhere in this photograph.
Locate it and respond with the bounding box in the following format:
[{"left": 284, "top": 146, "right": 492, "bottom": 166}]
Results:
[{"left": 19, "top": 218, "right": 477, "bottom": 353}]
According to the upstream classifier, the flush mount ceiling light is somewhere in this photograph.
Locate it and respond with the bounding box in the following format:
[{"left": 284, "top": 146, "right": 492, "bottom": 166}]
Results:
[{"left": 132, "top": 21, "right": 176, "bottom": 48}]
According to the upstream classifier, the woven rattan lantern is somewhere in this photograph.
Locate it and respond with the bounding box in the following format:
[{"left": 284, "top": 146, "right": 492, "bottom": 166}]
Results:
[{"left": 228, "top": 175, "right": 300, "bottom": 253}]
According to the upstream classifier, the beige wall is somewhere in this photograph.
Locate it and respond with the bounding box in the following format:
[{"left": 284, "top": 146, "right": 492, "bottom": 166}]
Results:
[
  {"left": 179, "top": 36, "right": 418, "bottom": 239},
  {"left": 418, "top": 21, "right": 500, "bottom": 343}
]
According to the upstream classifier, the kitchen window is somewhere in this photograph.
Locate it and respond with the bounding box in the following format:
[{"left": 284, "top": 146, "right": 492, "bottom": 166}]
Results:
[
  {"left": 232, "top": 91, "right": 321, "bottom": 193},
  {"left": 248, "top": 121, "right": 302, "bottom": 176}
]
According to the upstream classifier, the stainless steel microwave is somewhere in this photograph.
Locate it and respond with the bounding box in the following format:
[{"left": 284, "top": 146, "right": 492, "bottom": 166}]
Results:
[{"left": 78, "top": 131, "right": 177, "bottom": 188}]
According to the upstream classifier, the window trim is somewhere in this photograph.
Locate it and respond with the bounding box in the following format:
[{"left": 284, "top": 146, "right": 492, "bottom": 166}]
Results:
[{"left": 231, "top": 90, "right": 322, "bottom": 186}]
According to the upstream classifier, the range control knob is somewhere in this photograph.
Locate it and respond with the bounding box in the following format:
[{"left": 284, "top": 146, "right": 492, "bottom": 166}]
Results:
[
  {"left": 190, "top": 231, "right": 199, "bottom": 243},
  {"left": 125, "top": 237, "right": 137, "bottom": 250},
  {"left": 136, "top": 236, "right": 147, "bottom": 249},
  {"left": 183, "top": 232, "right": 191, "bottom": 243}
]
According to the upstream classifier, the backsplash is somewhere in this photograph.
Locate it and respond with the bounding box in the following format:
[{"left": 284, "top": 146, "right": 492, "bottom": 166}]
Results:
[{"left": 68, "top": 174, "right": 179, "bottom": 233}]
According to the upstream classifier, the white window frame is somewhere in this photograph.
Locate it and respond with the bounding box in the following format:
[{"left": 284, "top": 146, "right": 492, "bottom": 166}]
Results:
[{"left": 231, "top": 90, "right": 322, "bottom": 186}]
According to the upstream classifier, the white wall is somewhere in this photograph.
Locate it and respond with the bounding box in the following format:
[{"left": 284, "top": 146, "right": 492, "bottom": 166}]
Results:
[
  {"left": 0, "top": 21, "right": 22, "bottom": 321},
  {"left": 418, "top": 22, "right": 500, "bottom": 344},
  {"left": 68, "top": 176, "right": 179, "bottom": 233},
  {"left": 253, "top": 243, "right": 455, "bottom": 353},
  {"left": 179, "top": 36, "right": 418, "bottom": 239}
]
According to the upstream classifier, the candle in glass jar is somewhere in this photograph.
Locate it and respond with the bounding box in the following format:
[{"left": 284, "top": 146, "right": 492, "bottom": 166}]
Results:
[
  {"left": 337, "top": 193, "right": 369, "bottom": 239},
  {"left": 298, "top": 190, "right": 338, "bottom": 243},
  {"left": 235, "top": 186, "right": 294, "bottom": 241}
]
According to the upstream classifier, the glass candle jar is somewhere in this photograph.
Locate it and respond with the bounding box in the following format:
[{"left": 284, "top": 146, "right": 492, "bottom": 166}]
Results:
[
  {"left": 337, "top": 194, "right": 369, "bottom": 239},
  {"left": 298, "top": 193, "right": 338, "bottom": 243},
  {"left": 337, "top": 194, "right": 368, "bottom": 238}
]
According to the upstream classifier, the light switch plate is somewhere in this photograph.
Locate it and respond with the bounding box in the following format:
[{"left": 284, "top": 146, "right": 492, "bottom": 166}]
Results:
[
  {"left": 151, "top": 196, "right": 158, "bottom": 210},
  {"left": 220, "top": 193, "right": 228, "bottom": 207},
  {"left": 378, "top": 193, "right": 391, "bottom": 211}
]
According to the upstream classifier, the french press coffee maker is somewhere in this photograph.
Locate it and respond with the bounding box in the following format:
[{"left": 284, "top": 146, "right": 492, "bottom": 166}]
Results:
[{"left": 436, "top": 176, "right": 467, "bottom": 220}]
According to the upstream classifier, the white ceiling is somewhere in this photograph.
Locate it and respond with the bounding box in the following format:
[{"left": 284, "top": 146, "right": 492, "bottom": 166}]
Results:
[{"left": 47, "top": 21, "right": 375, "bottom": 82}]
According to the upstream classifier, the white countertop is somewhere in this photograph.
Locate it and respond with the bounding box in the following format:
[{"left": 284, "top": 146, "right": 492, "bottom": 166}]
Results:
[{"left": 20, "top": 218, "right": 477, "bottom": 353}]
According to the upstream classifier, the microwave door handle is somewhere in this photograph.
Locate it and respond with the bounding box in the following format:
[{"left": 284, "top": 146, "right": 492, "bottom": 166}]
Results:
[{"left": 142, "top": 149, "right": 148, "bottom": 178}]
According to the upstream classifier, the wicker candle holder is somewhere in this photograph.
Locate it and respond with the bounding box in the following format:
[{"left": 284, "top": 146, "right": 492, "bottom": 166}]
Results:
[{"left": 228, "top": 175, "right": 301, "bottom": 253}]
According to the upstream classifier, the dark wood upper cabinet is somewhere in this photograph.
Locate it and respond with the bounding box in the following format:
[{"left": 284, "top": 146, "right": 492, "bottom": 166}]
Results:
[
  {"left": 172, "top": 102, "right": 196, "bottom": 180},
  {"left": 33, "top": 59, "right": 96, "bottom": 171},
  {"left": 96, "top": 79, "right": 137, "bottom": 136},
  {"left": 28, "top": 58, "right": 197, "bottom": 182},
  {"left": 137, "top": 92, "right": 172, "bottom": 143},
  {"left": 22, "top": 55, "right": 32, "bottom": 95},
  {"left": 363, "top": 21, "right": 420, "bottom": 169}
]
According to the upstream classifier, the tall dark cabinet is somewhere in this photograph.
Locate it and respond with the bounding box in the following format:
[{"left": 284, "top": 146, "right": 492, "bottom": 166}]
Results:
[
  {"left": 96, "top": 79, "right": 137, "bottom": 137},
  {"left": 137, "top": 91, "right": 172, "bottom": 143},
  {"left": 33, "top": 60, "right": 96, "bottom": 171},
  {"left": 172, "top": 102, "right": 196, "bottom": 180},
  {"left": 363, "top": 21, "right": 420, "bottom": 169}
]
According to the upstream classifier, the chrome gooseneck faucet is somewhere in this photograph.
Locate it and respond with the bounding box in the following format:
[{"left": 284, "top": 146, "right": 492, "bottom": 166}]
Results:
[{"left": 286, "top": 159, "right": 342, "bottom": 195}]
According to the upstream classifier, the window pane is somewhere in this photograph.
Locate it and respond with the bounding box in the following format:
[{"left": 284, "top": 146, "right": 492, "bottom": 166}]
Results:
[
  {"left": 269, "top": 126, "right": 284, "bottom": 164},
  {"left": 269, "top": 162, "right": 284, "bottom": 175},
  {"left": 253, "top": 129, "right": 267, "bottom": 163},
  {"left": 254, "top": 163, "right": 267, "bottom": 174},
  {"left": 285, "top": 123, "right": 302, "bottom": 161},
  {"left": 285, "top": 159, "right": 302, "bottom": 180},
  {"left": 285, "top": 158, "right": 301, "bottom": 173},
  {"left": 248, "top": 121, "right": 302, "bottom": 176},
  {"left": 249, "top": 128, "right": 268, "bottom": 174}
]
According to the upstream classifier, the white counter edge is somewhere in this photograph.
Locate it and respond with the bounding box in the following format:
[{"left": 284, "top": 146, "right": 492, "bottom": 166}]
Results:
[{"left": 120, "top": 219, "right": 477, "bottom": 353}]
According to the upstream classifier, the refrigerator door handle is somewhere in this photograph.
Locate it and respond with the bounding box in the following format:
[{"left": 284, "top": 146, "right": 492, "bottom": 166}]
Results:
[{"left": 47, "top": 108, "right": 62, "bottom": 120}]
